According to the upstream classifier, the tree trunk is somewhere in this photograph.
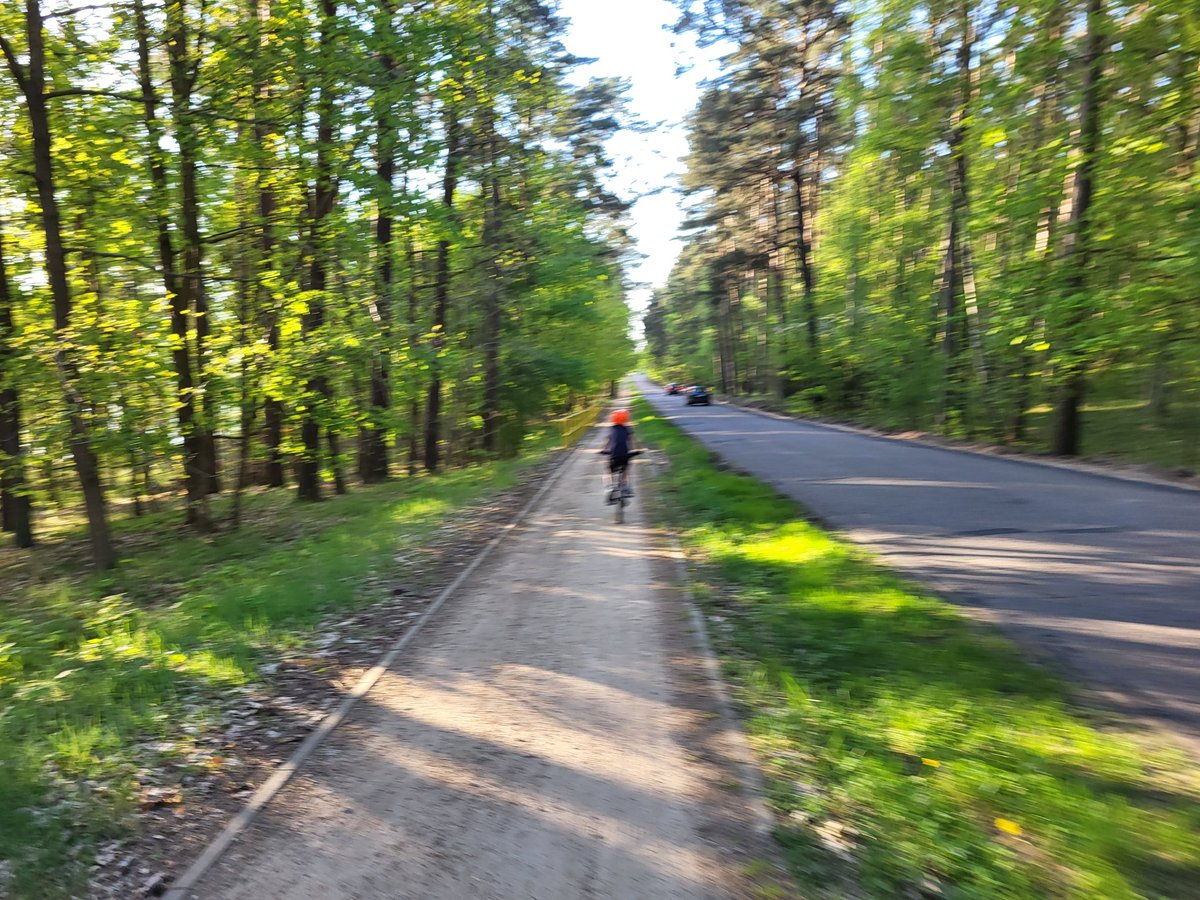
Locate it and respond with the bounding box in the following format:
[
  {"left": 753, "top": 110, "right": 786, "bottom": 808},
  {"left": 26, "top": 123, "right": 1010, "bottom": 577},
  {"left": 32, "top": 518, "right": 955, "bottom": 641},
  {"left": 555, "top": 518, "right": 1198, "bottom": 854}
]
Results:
[
  {"left": 252, "top": 0, "right": 285, "bottom": 489},
  {"left": 790, "top": 166, "right": 817, "bottom": 353},
  {"left": 1015, "top": 14, "right": 1064, "bottom": 441},
  {"left": 1052, "top": 0, "right": 1104, "bottom": 456},
  {"left": 1146, "top": 62, "right": 1200, "bottom": 422},
  {"left": 327, "top": 428, "right": 347, "bottom": 495},
  {"left": 707, "top": 273, "right": 729, "bottom": 394},
  {"left": 135, "top": 0, "right": 210, "bottom": 528},
  {"left": 481, "top": 136, "right": 503, "bottom": 454},
  {"left": 1012, "top": 349, "right": 1033, "bottom": 442},
  {"left": 937, "top": 1, "right": 974, "bottom": 426},
  {"left": 263, "top": 397, "right": 284, "bottom": 486},
  {"left": 231, "top": 234, "right": 256, "bottom": 530},
  {"left": 362, "top": 15, "right": 397, "bottom": 482},
  {"left": 2, "top": 0, "right": 113, "bottom": 567},
  {"left": 406, "top": 218, "right": 420, "bottom": 477},
  {"left": 297, "top": 406, "right": 322, "bottom": 501},
  {"left": 481, "top": 4, "right": 504, "bottom": 454},
  {"left": 722, "top": 278, "right": 739, "bottom": 393},
  {"left": 732, "top": 272, "right": 749, "bottom": 391},
  {"left": 767, "top": 177, "right": 786, "bottom": 400},
  {"left": 298, "top": 0, "right": 339, "bottom": 501},
  {"left": 165, "top": 0, "right": 219, "bottom": 497},
  {"left": 424, "top": 106, "right": 462, "bottom": 473},
  {"left": 128, "top": 446, "right": 144, "bottom": 517},
  {"left": 0, "top": 217, "right": 32, "bottom": 547},
  {"left": 232, "top": 380, "right": 255, "bottom": 529}
]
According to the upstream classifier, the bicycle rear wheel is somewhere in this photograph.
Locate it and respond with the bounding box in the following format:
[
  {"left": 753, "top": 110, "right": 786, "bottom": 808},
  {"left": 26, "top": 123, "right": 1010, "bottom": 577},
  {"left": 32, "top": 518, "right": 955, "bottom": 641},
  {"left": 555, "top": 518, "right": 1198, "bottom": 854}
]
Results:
[{"left": 614, "top": 470, "right": 626, "bottom": 524}]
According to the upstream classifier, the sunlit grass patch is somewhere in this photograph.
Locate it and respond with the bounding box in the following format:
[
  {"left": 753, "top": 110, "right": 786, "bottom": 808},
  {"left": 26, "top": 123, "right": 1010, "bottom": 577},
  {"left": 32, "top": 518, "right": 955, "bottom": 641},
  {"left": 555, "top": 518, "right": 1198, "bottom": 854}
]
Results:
[
  {"left": 0, "top": 434, "right": 557, "bottom": 897},
  {"left": 636, "top": 400, "right": 1200, "bottom": 899}
]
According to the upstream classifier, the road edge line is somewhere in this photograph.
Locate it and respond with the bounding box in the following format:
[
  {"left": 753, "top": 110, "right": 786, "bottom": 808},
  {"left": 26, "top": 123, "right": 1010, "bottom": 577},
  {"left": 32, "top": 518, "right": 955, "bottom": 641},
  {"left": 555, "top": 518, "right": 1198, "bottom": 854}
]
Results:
[
  {"left": 164, "top": 437, "right": 586, "bottom": 900},
  {"left": 642, "top": 376, "right": 1200, "bottom": 496},
  {"left": 732, "top": 397, "right": 1200, "bottom": 494}
]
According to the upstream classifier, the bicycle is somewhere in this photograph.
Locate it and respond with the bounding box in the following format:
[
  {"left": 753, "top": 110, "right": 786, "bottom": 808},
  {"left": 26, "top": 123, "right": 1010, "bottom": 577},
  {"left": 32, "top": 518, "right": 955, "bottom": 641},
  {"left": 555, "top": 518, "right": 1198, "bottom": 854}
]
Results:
[{"left": 602, "top": 450, "right": 641, "bottom": 524}]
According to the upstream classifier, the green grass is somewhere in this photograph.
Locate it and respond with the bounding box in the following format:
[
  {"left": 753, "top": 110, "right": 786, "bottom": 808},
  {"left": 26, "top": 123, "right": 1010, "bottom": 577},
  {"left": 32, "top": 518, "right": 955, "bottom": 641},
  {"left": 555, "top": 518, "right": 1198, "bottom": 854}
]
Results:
[
  {"left": 0, "top": 434, "right": 556, "bottom": 898},
  {"left": 635, "top": 399, "right": 1200, "bottom": 899}
]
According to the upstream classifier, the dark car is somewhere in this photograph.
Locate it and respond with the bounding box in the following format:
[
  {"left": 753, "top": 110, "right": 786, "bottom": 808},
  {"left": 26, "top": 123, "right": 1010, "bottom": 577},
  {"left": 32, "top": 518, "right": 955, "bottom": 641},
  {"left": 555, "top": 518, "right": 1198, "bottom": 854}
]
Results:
[
  {"left": 685, "top": 385, "right": 712, "bottom": 406},
  {"left": 665, "top": 382, "right": 683, "bottom": 395}
]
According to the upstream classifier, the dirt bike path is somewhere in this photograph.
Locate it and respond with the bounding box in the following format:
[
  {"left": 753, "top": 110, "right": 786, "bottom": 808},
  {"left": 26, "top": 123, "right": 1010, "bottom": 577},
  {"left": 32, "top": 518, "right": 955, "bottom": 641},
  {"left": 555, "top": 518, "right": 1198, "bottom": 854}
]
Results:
[{"left": 185, "top": 428, "right": 783, "bottom": 899}]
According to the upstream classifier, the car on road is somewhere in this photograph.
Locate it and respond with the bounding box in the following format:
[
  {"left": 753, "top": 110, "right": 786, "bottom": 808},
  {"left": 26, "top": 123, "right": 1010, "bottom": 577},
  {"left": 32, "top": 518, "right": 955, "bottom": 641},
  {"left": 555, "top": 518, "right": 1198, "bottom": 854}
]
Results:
[
  {"left": 685, "top": 385, "right": 712, "bottom": 406},
  {"left": 665, "top": 382, "right": 683, "bottom": 395}
]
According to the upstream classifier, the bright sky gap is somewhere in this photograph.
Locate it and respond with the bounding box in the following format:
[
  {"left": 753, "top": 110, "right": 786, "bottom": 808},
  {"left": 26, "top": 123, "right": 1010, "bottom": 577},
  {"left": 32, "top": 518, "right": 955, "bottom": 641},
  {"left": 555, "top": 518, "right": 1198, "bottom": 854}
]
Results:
[{"left": 559, "top": 0, "right": 724, "bottom": 327}]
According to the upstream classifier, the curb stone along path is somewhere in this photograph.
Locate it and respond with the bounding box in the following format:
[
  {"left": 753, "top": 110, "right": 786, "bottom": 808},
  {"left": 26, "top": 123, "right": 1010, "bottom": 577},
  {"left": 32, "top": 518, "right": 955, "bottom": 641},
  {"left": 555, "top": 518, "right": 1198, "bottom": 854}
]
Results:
[{"left": 640, "top": 448, "right": 777, "bottom": 840}]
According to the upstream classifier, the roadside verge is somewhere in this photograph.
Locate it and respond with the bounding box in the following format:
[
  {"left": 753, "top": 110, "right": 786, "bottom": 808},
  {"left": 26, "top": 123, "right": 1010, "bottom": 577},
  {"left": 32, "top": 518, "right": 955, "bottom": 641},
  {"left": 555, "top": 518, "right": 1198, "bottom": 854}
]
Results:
[{"left": 632, "top": 396, "right": 1200, "bottom": 899}]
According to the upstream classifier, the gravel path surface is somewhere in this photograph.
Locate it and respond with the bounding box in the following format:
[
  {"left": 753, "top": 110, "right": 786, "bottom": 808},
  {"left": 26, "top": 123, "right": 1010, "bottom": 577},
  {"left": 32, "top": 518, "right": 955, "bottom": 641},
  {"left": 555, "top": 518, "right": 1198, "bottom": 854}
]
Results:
[
  {"left": 186, "top": 425, "right": 781, "bottom": 899},
  {"left": 638, "top": 375, "right": 1200, "bottom": 753}
]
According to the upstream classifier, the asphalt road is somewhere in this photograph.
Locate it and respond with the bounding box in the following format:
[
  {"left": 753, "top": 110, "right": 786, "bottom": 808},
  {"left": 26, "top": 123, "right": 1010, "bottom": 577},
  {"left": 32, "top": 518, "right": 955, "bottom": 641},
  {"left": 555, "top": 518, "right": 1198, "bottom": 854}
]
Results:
[{"left": 638, "top": 376, "right": 1200, "bottom": 752}]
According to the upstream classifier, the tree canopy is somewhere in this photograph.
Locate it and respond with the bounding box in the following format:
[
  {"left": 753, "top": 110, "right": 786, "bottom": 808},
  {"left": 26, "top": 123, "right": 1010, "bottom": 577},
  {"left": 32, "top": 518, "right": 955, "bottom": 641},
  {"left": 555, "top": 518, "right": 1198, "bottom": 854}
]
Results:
[
  {"left": 0, "top": 0, "right": 635, "bottom": 565},
  {"left": 650, "top": 0, "right": 1199, "bottom": 467}
]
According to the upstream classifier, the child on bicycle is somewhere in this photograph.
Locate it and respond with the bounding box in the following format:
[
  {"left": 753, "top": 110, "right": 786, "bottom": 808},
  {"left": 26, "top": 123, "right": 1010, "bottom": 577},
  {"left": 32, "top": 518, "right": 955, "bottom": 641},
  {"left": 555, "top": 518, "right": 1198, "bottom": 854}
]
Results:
[{"left": 600, "top": 409, "right": 635, "bottom": 502}]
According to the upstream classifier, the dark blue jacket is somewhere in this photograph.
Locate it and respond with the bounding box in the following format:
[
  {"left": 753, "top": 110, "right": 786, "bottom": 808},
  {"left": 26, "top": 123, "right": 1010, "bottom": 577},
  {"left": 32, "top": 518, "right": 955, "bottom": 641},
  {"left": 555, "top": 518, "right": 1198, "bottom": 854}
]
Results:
[{"left": 605, "top": 424, "right": 632, "bottom": 459}]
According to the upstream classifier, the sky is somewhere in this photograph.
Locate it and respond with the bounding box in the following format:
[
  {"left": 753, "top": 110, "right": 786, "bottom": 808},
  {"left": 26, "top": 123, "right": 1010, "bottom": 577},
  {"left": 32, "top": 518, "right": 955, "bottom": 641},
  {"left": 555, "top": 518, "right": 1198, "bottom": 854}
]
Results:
[{"left": 557, "top": 0, "right": 724, "bottom": 321}]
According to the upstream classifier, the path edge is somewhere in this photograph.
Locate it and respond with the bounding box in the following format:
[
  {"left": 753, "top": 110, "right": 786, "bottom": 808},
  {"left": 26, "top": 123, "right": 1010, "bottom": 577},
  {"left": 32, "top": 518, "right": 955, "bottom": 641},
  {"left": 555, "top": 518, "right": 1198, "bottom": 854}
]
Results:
[
  {"left": 164, "top": 437, "right": 587, "bottom": 900},
  {"left": 640, "top": 454, "right": 778, "bottom": 842},
  {"left": 667, "top": 529, "right": 779, "bottom": 839}
]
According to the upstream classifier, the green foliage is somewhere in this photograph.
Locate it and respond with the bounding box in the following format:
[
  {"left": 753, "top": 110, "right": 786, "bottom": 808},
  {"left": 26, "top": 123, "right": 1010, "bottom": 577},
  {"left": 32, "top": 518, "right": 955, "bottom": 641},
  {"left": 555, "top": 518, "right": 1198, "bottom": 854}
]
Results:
[
  {"left": 0, "top": 0, "right": 634, "bottom": 548},
  {"left": 637, "top": 398, "right": 1200, "bottom": 898},
  {"left": 655, "top": 0, "right": 1200, "bottom": 466}
]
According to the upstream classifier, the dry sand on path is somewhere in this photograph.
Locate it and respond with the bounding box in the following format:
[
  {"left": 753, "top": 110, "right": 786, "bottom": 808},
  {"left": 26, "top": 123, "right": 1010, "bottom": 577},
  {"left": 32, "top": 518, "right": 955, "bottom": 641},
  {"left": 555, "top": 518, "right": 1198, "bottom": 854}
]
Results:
[{"left": 186, "top": 428, "right": 785, "bottom": 900}]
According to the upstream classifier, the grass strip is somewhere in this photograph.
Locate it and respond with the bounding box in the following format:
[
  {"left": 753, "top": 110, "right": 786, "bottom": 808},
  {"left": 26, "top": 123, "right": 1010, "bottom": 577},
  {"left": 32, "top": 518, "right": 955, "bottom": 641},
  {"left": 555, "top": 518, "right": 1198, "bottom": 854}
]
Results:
[
  {"left": 635, "top": 398, "right": 1200, "bottom": 899},
  {"left": 0, "top": 436, "right": 556, "bottom": 897}
]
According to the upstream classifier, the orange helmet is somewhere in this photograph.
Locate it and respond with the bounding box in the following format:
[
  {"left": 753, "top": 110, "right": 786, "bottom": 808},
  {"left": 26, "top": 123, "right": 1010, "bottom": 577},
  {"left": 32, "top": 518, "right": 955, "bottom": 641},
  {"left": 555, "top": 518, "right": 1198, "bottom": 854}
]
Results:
[{"left": 611, "top": 409, "right": 630, "bottom": 425}]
